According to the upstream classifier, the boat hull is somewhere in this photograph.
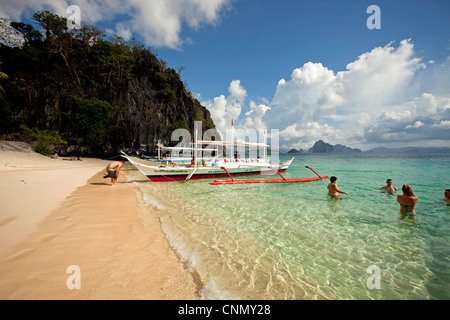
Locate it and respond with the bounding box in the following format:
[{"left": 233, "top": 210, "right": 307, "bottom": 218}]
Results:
[
  {"left": 121, "top": 153, "right": 293, "bottom": 182},
  {"left": 147, "top": 169, "right": 287, "bottom": 182}
]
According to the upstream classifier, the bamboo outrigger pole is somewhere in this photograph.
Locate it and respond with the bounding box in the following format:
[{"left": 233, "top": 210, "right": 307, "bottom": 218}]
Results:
[{"left": 209, "top": 166, "right": 329, "bottom": 185}]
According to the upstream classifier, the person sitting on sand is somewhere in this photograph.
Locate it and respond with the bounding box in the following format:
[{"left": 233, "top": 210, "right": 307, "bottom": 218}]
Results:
[
  {"left": 106, "top": 160, "right": 124, "bottom": 186},
  {"left": 380, "top": 179, "right": 398, "bottom": 193},
  {"left": 397, "top": 184, "right": 418, "bottom": 219},
  {"left": 444, "top": 189, "right": 450, "bottom": 203},
  {"left": 63, "top": 156, "right": 82, "bottom": 161},
  {"left": 328, "top": 176, "right": 350, "bottom": 199}
]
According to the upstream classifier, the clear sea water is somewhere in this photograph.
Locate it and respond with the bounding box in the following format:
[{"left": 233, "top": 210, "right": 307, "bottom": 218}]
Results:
[{"left": 127, "top": 153, "right": 450, "bottom": 300}]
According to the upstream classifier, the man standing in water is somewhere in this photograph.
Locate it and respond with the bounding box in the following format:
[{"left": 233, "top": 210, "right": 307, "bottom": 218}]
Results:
[
  {"left": 380, "top": 179, "right": 398, "bottom": 193},
  {"left": 106, "top": 160, "right": 124, "bottom": 186},
  {"left": 328, "top": 176, "right": 350, "bottom": 198}
]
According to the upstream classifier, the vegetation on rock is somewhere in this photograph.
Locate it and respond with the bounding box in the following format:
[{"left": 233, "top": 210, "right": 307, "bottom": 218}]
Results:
[{"left": 0, "top": 11, "right": 214, "bottom": 156}]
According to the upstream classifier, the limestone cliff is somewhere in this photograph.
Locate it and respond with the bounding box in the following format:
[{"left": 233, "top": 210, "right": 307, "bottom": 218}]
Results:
[
  {"left": 0, "top": 12, "right": 214, "bottom": 157},
  {"left": 309, "top": 140, "right": 361, "bottom": 153}
]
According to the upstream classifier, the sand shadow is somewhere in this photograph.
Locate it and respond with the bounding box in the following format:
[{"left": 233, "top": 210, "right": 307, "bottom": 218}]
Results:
[
  {"left": 91, "top": 180, "right": 151, "bottom": 186},
  {"left": 90, "top": 182, "right": 111, "bottom": 186}
]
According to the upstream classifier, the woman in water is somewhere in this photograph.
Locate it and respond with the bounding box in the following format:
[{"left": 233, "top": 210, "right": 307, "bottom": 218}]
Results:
[{"left": 397, "top": 184, "right": 418, "bottom": 219}]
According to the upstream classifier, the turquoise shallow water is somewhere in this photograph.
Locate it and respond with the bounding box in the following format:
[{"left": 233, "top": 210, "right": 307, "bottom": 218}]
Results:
[{"left": 128, "top": 153, "right": 450, "bottom": 300}]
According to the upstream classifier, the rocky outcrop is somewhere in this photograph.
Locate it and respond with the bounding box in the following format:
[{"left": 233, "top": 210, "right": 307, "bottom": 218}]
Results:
[
  {"left": 0, "top": 12, "right": 215, "bottom": 157},
  {"left": 309, "top": 140, "right": 361, "bottom": 153},
  {"left": 4, "top": 68, "right": 214, "bottom": 157},
  {"left": 334, "top": 144, "right": 362, "bottom": 153},
  {"left": 287, "top": 148, "right": 305, "bottom": 154},
  {"left": 93, "top": 75, "right": 214, "bottom": 157},
  {"left": 312, "top": 140, "right": 335, "bottom": 153}
]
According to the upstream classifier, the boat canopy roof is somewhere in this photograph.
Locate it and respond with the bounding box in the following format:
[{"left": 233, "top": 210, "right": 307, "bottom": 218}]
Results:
[
  {"left": 195, "top": 140, "right": 270, "bottom": 148},
  {"left": 159, "top": 146, "right": 194, "bottom": 150},
  {"left": 158, "top": 140, "right": 271, "bottom": 150}
]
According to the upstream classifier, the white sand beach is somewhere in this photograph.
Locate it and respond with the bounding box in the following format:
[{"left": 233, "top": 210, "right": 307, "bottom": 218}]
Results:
[{"left": 0, "top": 141, "right": 197, "bottom": 299}]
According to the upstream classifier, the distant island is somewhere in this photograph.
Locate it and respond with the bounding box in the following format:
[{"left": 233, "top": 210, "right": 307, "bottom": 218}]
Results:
[
  {"left": 285, "top": 140, "right": 450, "bottom": 154},
  {"left": 364, "top": 146, "right": 450, "bottom": 154},
  {"left": 287, "top": 140, "right": 361, "bottom": 154}
]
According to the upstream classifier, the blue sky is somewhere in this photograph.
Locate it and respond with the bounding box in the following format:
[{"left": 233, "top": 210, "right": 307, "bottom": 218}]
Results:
[
  {"left": 1, "top": 0, "right": 450, "bottom": 150},
  {"left": 158, "top": 0, "right": 450, "bottom": 98}
]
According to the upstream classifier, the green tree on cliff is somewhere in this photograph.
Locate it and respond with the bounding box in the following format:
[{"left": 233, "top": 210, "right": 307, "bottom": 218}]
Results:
[{"left": 0, "top": 10, "right": 215, "bottom": 155}]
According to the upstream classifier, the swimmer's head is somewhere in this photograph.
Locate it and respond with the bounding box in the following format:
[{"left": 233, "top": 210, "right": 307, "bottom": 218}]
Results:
[
  {"left": 330, "top": 176, "right": 337, "bottom": 183},
  {"left": 402, "top": 184, "right": 414, "bottom": 196}
]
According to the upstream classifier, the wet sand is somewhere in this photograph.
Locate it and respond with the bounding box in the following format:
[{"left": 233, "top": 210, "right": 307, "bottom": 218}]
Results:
[{"left": 0, "top": 142, "right": 197, "bottom": 299}]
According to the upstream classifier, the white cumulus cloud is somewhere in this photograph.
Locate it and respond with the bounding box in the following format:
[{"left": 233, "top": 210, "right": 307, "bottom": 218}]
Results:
[
  {"left": 432, "top": 120, "right": 450, "bottom": 129},
  {"left": 405, "top": 121, "right": 424, "bottom": 129},
  {"left": 339, "top": 40, "right": 425, "bottom": 111},
  {"left": 203, "top": 80, "right": 247, "bottom": 136},
  {"left": 205, "top": 39, "right": 450, "bottom": 150},
  {"left": 271, "top": 62, "right": 342, "bottom": 126},
  {"left": 0, "top": 0, "right": 231, "bottom": 48}
]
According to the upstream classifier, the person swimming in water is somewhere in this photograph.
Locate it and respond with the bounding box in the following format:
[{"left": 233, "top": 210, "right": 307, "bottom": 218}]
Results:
[
  {"left": 443, "top": 189, "right": 450, "bottom": 203},
  {"left": 397, "top": 184, "right": 418, "bottom": 219},
  {"left": 328, "top": 176, "right": 350, "bottom": 199},
  {"left": 380, "top": 179, "right": 398, "bottom": 193}
]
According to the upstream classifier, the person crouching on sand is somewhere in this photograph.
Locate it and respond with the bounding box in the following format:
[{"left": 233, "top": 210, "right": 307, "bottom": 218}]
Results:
[
  {"left": 106, "top": 160, "right": 124, "bottom": 186},
  {"left": 328, "top": 176, "right": 350, "bottom": 199}
]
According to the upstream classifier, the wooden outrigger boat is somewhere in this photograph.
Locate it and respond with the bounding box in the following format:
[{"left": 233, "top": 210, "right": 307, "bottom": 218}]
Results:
[
  {"left": 121, "top": 151, "right": 294, "bottom": 182},
  {"left": 122, "top": 123, "right": 327, "bottom": 184},
  {"left": 121, "top": 132, "right": 295, "bottom": 182},
  {"left": 209, "top": 165, "right": 328, "bottom": 185}
]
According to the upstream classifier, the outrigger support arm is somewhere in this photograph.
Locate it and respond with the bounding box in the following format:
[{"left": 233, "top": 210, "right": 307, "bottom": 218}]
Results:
[
  {"left": 220, "top": 167, "right": 235, "bottom": 182},
  {"left": 185, "top": 167, "right": 197, "bottom": 182},
  {"left": 305, "top": 166, "right": 322, "bottom": 179},
  {"left": 269, "top": 166, "right": 287, "bottom": 182}
]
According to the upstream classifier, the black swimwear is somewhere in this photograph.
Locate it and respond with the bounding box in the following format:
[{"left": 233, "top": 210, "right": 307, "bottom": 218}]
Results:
[{"left": 107, "top": 168, "right": 118, "bottom": 179}]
